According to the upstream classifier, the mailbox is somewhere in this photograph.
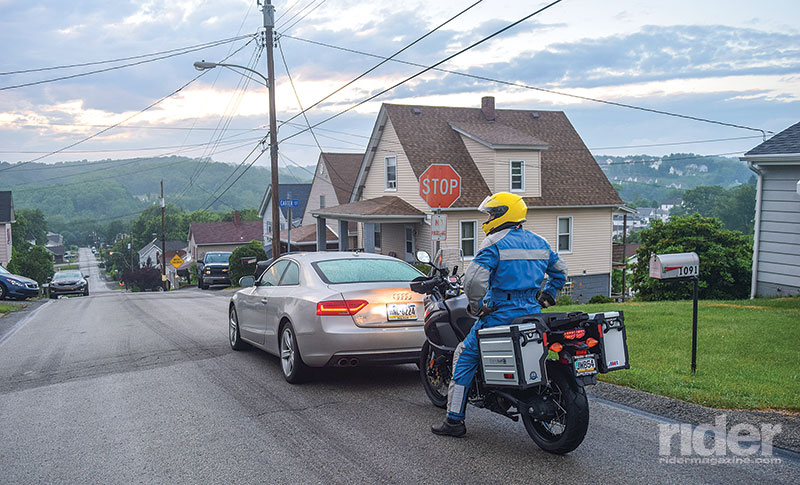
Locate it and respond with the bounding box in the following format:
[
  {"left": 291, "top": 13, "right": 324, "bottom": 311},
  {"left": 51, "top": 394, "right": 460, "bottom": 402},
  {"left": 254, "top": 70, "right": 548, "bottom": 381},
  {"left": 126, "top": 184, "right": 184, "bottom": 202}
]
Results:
[{"left": 649, "top": 252, "right": 699, "bottom": 280}]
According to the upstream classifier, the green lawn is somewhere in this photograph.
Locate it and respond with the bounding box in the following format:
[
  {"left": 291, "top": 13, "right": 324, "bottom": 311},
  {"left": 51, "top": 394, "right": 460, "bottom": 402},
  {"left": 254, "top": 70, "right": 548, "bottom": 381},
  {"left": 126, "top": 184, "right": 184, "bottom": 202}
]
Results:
[
  {"left": 0, "top": 302, "right": 25, "bottom": 317},
  {"left": 552, "top": 297, "right": 800, "bottom": 411}
]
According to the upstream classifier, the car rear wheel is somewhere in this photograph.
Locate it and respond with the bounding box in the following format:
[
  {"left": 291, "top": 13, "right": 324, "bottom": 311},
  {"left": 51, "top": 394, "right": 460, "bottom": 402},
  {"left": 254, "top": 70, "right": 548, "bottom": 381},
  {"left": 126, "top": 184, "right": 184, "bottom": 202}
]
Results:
[
  {"left": 228, "top": 306, "right": 249, "bottom": 350},
  {"left": 0, "top": 283, "right": 6, "bottom": 300},
  {"left": 279, "top": 322, "right": 310, "bottom": 384}
]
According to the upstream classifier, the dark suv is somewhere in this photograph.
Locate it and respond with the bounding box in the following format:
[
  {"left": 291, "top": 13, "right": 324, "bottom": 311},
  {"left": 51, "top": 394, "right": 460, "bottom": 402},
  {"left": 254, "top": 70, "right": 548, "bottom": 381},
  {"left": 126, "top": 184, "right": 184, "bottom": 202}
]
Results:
[{"left": 197, "top": 252, "right": 231, "bottom": 289}]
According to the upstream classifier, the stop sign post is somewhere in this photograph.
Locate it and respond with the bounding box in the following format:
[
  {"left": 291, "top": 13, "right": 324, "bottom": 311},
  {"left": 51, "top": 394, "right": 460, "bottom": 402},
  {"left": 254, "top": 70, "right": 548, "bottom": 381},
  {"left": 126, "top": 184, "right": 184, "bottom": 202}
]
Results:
[
  {"left": 419, "top": 164, "right": 460, "bottom": 252},
  {"left": 419, "top": 164, "right": 461, "bottom": 209}
]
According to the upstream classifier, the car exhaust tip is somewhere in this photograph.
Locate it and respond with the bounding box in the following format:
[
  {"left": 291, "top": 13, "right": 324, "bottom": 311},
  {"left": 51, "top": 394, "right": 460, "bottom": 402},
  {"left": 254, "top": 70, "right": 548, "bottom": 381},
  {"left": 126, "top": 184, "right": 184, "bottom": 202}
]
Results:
[
  {"left": 349, "top": 358, "right": 359, "bottom": 367},
  {"left": 337, "top": 358, "right": 349, "bottom": 367}
]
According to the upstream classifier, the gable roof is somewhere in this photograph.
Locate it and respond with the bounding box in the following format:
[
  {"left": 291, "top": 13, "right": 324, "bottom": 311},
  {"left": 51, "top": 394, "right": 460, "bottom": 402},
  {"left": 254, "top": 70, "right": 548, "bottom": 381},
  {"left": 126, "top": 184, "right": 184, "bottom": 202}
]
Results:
[
  {"left": 0, "top": 191, "right": 14, "bottom": 223},
  {"left": 258, "top": 183, "right": 312, "bottom": 220},
  {"left": 743, "top": 121, "right": 800, "bottom": 157},
  {"left": 139, "top": 239, "right": 187, "bottom": 254},
  {"left": 189, "top": 220, "right": 262, "bottom": 245},
  {"left": 320, "top": 152, "right": 365, "bottom": 204},
  {"left": 358, "top": 102, "right": 622, "bottom": 208}
]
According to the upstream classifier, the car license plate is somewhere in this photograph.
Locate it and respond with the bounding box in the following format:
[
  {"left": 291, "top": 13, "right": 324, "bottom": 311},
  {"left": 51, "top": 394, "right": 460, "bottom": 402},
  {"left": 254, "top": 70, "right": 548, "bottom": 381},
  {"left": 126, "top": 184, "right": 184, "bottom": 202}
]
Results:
[
  {"left": 574, "top": 356, "right": 597, "bottom": 375},
  {"left": 387, "top": 303, "right": 417, "bottom": 321}
]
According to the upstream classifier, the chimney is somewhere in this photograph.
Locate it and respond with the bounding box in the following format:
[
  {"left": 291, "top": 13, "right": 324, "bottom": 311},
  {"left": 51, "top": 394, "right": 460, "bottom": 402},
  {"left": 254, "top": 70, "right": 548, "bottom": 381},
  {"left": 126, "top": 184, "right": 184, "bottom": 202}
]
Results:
[
  {"left": 233, "top": 210, "right": 240, "bottom": 225},
  {"left": 481, "top": 96, "right": 496, "bottom": 121}
]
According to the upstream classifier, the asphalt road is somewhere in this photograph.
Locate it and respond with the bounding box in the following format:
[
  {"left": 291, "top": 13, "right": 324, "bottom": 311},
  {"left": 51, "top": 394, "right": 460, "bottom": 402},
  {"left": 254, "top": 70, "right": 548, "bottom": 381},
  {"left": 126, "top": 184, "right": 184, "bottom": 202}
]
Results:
[{"left": 0, "top": 252, "right": 797, "bottom": 484}]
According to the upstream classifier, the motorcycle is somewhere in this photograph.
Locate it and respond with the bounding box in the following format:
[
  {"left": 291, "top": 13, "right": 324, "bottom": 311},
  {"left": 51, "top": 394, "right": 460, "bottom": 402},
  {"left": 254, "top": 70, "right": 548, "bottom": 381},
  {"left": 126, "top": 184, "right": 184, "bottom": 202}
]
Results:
[{"left": 410, "top": 250, "right": 629, "bottom": 454}]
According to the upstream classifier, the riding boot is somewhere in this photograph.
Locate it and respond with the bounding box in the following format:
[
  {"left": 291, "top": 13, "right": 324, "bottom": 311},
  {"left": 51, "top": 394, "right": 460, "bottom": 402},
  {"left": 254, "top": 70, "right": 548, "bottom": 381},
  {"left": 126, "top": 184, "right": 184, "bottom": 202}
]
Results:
[{"left": 431, "top": 417, "right": 466, "bottom": 437}]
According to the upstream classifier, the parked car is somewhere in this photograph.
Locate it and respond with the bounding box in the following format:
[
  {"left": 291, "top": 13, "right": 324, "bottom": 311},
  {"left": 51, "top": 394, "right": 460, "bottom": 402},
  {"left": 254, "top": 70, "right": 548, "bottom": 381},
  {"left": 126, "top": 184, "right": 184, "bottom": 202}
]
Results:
[
  {"left": 0, "top": 264, "right": 40, "bottom": 300},
  {"left": 228, "top": 252, "right": 426, "bottom": 383},
  {"left": 197, "top": 251, "right": 232, "bottom": 289},
  {"left": 49, "top": 270, "right": 89, "bottom": 298}
]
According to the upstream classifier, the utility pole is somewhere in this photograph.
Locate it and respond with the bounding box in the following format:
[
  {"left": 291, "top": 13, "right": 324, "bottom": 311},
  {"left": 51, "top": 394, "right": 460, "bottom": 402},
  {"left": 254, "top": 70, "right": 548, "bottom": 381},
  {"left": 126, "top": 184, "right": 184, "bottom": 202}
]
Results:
[
  {"left": 262, "top": 0, "right": 281, "bottom": 260},
  {"left": 161, "top": 180, "right": 167, "bottom": 290}
]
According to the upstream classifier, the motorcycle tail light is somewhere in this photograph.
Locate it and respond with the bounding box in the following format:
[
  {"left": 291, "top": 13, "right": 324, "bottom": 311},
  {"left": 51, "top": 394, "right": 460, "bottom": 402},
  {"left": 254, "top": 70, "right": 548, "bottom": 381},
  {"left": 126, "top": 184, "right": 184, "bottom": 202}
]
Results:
[
  {"left": 576, "top": 350, "right": 587, "bottom": 356},
  {"left": 564, "top": 329, "right": 585, "bottom": 340},
  {"left": 550, "top": 342, "right": 563, "bottom": 353},
  {"left": 316, "top": 300, "right": 368, "bottom": 316},
  {"left": 586, "top": 338, "right": 599, "bottom": 348}
]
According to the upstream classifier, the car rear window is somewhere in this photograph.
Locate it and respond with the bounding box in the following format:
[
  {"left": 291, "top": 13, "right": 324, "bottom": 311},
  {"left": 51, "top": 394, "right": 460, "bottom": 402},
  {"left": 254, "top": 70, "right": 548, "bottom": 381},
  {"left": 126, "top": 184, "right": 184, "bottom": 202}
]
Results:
[{"left": 313, "top": 258, "right": 423, "bottom": 284}]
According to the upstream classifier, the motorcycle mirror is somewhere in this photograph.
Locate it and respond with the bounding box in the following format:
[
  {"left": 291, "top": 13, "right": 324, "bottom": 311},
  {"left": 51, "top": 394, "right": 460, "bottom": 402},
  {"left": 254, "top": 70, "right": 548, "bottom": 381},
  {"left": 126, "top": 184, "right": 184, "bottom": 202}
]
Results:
[
  {"left": 452, "top": 265, "right": 458, "bottom": 276},
  {"left": 416, "top": 250, "right": 431, "bottom": 264}
]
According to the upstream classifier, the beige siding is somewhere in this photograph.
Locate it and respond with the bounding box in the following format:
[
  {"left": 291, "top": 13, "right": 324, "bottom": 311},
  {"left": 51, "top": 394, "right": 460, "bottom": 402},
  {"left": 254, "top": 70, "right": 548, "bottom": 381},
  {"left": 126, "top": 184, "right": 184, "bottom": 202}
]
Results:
[
  {"left": 361, "top": 119, "right": 430, "bottom": 212},
  {"left": 302, "top": 162, "right": 340, "bottom": 226},
  {"left": 0, "top": 223, "right": 10, "bottom": 266},
  {"left": 436, "top": 207, "right": 611, "bottom": 276},
  {"left": 460, "top": 136, "right": 495, "bottom": 189}
]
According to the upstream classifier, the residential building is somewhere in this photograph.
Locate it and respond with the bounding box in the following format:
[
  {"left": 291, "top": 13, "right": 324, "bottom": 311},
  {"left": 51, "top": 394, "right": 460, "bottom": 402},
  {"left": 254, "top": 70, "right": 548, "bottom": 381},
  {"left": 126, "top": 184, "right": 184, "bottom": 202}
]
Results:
[
  {"left": 0, "top": 191, "right": 14, "bottom": 266},
  {"left": 741, "top": 121, "right": 800, "bottom": 298},
  {"left": 187, "top": 211, "right": 262, "bottom": 262},
  {"left": 312, "top": 97, "right": 623, "bottom": 302},
  {"left": 44, "top": 245, "right": 66, "bottom": 264},
  {"left": 138, "top": 239, "right": 188, "bottom": 269},
  {"left": 258, "top": 183, "right": 311, "bottom": 246}
]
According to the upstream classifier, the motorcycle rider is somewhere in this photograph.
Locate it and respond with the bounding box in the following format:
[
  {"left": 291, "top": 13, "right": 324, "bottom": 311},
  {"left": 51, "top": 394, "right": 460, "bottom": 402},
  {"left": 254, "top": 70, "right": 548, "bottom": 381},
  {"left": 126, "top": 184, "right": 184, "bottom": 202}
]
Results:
[{"left": 431, "top": 192, "right": 568, "bottom": 437}]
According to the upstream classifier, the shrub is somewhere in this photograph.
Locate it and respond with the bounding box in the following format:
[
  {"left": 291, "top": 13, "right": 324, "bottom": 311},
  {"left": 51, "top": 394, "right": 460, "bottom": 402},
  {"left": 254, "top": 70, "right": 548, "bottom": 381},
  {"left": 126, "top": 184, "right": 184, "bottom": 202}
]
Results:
[
  {"left": 556, "top": 294, "right": 575, "bottom": 306},
  {"left": 229, "top": 241, "right": 267, "bottom": 286},
  {"left": 588, "top": 294, "right": 614, "bottom": 304},
  {"left": 121, "top": 267, "right": 162, "bottom": 291},
  {"left": 8, "top": 244, "right": 54, "bottom": 284},
  {"left": 629, "top": 214, "right": 752, "bottom": 300}
]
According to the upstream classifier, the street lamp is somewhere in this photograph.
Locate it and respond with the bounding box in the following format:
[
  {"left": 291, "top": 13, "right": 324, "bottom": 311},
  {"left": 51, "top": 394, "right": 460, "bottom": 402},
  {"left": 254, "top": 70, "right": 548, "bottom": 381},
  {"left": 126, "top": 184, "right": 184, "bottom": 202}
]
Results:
[{"left": 193, "top": 59, "right": 281, "bottom": 259}]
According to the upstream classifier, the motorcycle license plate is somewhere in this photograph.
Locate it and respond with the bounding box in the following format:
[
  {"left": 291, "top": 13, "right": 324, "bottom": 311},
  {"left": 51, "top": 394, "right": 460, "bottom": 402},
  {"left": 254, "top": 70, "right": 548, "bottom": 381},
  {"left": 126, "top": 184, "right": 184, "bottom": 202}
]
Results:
[
  {"left": 574, "top": 356, "right": 597, "bottom": 375},
  {"left": 387, "top": 303, "right": 417, "bottom": 321}
]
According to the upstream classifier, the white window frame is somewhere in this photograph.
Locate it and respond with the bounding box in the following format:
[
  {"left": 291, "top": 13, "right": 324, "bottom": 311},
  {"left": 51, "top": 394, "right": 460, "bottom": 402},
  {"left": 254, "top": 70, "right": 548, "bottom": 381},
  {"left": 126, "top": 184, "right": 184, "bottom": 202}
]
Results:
[
  {"left": 510, "top": 160, "right": 525, "bottom": 192},
  {"left": 557, "top": 216, "right": 573, "bottom": 254},
  {"left": 460, "top": 220, "right": 477, "bottom": 259},
  {"left": 385, "top": 156, "right": 397, "bottom": 191}
]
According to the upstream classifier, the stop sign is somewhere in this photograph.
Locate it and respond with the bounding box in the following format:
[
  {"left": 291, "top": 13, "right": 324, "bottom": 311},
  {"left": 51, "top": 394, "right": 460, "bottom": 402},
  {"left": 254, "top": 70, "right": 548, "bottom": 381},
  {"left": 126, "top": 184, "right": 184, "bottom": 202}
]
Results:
[{"left": 419, "top": 164, "right": 461, "bottom": 209}]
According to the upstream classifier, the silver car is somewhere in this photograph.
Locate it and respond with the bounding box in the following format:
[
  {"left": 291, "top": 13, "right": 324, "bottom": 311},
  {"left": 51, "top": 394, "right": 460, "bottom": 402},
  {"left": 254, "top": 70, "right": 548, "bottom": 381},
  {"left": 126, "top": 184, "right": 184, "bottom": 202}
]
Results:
[{"left": 228, "top": 252, "right": 427, "bottom": 383}]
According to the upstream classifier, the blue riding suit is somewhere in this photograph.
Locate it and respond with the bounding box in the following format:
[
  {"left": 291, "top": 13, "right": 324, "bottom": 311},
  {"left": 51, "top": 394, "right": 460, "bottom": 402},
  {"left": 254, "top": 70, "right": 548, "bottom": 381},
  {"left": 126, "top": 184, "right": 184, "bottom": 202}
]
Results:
[{"left": 446, "top": 225, "right": 567, "bottom": 421}]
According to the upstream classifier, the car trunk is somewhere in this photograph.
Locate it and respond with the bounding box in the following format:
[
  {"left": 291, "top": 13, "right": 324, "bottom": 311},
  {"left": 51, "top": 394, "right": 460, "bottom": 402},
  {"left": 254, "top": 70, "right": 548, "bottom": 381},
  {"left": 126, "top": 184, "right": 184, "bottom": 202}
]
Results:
[{"left": 326, "top": 282, "right": 425, "bottom": 327}]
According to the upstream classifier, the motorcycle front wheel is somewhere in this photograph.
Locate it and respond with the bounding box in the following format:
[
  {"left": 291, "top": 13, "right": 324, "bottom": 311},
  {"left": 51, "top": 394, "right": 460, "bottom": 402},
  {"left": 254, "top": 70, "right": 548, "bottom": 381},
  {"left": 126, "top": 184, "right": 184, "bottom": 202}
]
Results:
[
  {"left": 419, "top": 341, "right": 450, "bottom": 408},
  {"left": 521, "top": 361, "right": 590, "bottom": 454}
]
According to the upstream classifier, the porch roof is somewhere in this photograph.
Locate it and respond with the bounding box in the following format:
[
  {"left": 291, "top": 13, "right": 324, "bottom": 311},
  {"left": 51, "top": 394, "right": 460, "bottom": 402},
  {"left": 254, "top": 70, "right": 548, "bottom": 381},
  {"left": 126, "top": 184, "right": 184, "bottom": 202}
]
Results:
[{"left": 311, "top": 196, "right": 426, "bottom": 223}]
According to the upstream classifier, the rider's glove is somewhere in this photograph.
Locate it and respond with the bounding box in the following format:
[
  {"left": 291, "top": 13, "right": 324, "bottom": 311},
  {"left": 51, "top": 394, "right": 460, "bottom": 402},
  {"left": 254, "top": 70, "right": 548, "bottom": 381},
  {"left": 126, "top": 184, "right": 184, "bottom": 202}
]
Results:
[
  {"left": 468, "top": 302, "right": 495, "bottom": 317},
  {"left": 537, "top": 291, "right": 556, "bottom": 309}
]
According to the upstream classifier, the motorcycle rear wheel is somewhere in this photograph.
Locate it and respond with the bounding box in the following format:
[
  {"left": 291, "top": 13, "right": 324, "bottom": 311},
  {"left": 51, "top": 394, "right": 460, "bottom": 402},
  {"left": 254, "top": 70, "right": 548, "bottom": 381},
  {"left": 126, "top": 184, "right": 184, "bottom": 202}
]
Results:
[
  {"left": 419, "top": 341, "right": 450, "bottom": 408},
  {"left": 522, "top": 361, "right": 589, "bottom": 454}
]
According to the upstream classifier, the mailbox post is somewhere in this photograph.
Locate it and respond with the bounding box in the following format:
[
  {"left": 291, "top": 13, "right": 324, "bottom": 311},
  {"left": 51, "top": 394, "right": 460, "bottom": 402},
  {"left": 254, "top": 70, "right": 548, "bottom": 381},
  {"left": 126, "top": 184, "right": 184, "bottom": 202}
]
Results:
[{"left": 649, "top": 252, "right": 700, "bottom": 373}]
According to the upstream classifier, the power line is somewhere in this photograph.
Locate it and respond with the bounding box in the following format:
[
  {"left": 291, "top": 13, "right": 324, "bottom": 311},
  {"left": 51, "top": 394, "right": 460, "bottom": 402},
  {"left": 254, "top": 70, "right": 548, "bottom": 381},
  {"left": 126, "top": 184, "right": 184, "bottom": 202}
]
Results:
[
  {"left": 203, "top": 147, "right": 269, "bottom": 210},
  {"left": 0, "top": 36, "right": 257, "bottom": 174},
  {"left": 0, "top": 35, "right": 253, "bottom": 76},
  {"left": 0, "top": 35, "right": 255, "bottom": 91},
  {"left": 276, "top": 0, "right": 484, "bottom": 130},
  {"left": 278, "top": 0, "right": 566, "bottom": 144},
  {"left": 278, "top": 0, "right": 327, "bottom": 33},
  {"left": 281, "top": 33, "right": 773, "bottom": 137}
]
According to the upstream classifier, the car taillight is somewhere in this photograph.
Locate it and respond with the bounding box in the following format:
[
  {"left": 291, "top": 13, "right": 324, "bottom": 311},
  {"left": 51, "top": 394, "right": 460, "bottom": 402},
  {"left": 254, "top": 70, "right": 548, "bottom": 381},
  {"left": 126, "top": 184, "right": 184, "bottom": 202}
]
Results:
[
  {"left": 316, "top": 300, "right": 368, "bottom": 316},
  {"left": 564, "top": 329, "right": 585, "bottom": 340}
]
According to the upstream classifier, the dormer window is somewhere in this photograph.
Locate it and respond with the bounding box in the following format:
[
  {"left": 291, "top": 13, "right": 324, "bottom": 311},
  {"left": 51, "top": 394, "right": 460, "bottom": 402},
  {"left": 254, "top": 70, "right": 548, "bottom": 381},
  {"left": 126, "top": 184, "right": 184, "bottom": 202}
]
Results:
[
  {"left": 385, "top": 156, "right": 397, "bottom": 191},
  {"left": 510, "top": 160, "right": 524, "bottom": 192}
]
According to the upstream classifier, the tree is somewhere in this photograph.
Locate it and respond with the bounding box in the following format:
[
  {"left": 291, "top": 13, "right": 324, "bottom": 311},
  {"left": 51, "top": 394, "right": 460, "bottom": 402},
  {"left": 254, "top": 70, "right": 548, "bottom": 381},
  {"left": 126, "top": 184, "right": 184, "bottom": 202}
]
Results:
[
  {"left": 669, "top": 183, "right": 756, "bottom": 234},
  {"left": 11, "top": 209, "right": 48, "bottom": 247},
  {"left": 229, "top": 241, "right": 267, "bottom": 285},
  {"left": 629, "top": 214, "right": 752, "bottom": 301},
  {"left": 671, "top": 185, "right": 725, "bottom": 218},
  {"left": 7, "top": 244, "right": 54, "bottom": 284}
]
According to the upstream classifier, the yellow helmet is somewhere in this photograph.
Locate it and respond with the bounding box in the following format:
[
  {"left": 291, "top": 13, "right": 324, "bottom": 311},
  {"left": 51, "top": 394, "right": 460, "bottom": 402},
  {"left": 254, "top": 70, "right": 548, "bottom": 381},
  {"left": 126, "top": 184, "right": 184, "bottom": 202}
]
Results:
[{"left": 478, "top": 192, "right": 527, "bottom": 235}]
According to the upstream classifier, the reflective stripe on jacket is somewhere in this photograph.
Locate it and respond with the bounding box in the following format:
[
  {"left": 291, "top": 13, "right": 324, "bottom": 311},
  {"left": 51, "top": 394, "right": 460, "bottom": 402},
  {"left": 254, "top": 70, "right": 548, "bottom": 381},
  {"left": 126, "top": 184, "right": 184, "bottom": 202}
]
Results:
[{"left": 463, "top": 226, "right": 567, "bottom": 310}]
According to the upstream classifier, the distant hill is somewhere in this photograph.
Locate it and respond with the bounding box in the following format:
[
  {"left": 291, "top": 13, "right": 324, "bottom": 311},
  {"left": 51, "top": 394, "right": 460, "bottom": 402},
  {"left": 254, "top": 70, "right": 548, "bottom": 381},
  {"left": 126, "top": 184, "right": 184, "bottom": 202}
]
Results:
[
  {"left": 0, "top": 156, "right": 315, "bottom": 228},
  {"left": 596, "top": 153, "right": 754, "bottom": 203}
]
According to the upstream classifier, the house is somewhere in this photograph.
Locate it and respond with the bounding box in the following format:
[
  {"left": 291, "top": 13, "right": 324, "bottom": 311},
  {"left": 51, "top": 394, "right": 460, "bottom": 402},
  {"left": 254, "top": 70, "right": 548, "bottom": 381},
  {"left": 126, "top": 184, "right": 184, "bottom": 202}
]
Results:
[
  {"left": 741, "top": 121, "right": 800, "bottom": 298},
  {"left": 187, "top": 211, "right": 262, "bottom": 262},
  {"left": 138, "top": 239, "right": 188, "bottom": 269},
  {"left": 257, "top": 183, "right": 311, "bottom": 246},
  {"left": 300, "top": 152, "right": 364, "bottom": 248},
  {"left": 0, "top": 191, "right": 14, "bottom": 266},
  {"left": 46, "top": 232, "right": 64, "bottom": 247},
  {"left": 280, "top": 224, "right": 339, "bottom": 253},
  {"left": 312, "top": 97, "right": 623, "bottom": 302},
  {"left": 44, "top": 245, "right": 66, "bottom": 264}
]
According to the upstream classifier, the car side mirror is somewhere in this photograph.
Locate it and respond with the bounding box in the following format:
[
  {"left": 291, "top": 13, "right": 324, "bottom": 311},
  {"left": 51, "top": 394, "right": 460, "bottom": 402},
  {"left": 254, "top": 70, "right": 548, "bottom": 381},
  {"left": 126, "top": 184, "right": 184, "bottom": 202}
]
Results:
[
  {"left": 416, "top": 250, "right": 431, "bottom": 264},
  {"left": 239, "top": 276, "right": 255, "bottom": 288}
]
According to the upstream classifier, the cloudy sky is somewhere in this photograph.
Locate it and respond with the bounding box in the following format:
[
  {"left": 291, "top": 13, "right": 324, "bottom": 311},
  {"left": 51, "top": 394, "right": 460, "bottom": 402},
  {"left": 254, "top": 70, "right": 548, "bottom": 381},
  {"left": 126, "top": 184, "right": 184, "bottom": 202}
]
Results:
[{"left": 1, "top": 0, "right": 798, "bottom": 178}]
